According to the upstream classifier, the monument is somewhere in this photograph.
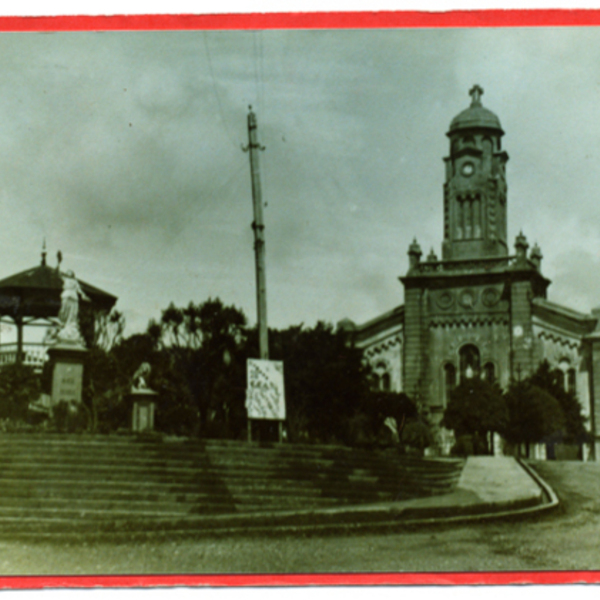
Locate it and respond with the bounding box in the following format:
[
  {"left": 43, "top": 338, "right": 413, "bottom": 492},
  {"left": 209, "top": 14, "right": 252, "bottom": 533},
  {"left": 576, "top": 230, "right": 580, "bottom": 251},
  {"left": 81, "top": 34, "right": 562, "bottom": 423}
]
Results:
[
  {"left": 47, "top": 269, "right": 90, "bottom": 409},
  {"left": 129, "top": 362, "right": 158, "bottom": 433}
]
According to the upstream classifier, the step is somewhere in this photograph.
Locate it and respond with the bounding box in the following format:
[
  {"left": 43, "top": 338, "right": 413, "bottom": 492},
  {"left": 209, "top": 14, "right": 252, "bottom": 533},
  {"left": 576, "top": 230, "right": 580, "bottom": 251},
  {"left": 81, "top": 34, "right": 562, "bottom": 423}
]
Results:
[
  {"left": 0, "top": 435, "right": 461, "bottom": 467},
  {"left": 0, "top": 463, "right": 422, "bottom": 490}
]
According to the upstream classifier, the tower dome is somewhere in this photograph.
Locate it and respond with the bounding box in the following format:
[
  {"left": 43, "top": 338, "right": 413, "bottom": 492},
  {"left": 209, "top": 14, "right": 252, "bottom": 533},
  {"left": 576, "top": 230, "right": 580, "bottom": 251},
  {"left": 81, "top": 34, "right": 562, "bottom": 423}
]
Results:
[{"left": 448, "top": 85, "right": 503, "bottom": 135}]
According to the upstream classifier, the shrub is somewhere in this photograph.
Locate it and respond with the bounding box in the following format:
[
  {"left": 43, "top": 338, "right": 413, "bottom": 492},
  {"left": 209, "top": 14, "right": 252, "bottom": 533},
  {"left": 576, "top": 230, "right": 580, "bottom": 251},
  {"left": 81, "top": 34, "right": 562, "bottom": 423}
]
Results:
[
  {"left": 52, "top": 401, "right": 90, "bottom": 434},
  {"left": 0, "top": 364, "right": 41, "bottom": 421},
  {"left": 403, "top": 419, "right": 434, "bottom": 454},
  {"left": 451, "top": 434, "right": 474, "bottom": 457}
]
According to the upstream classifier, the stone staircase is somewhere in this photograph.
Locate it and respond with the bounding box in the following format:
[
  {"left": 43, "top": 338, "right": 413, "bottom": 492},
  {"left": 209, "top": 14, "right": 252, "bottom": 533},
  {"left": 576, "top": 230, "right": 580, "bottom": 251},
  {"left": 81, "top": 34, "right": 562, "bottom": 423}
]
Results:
[{"left": 0, "top": 434, "right": 464, "bottom": 537}]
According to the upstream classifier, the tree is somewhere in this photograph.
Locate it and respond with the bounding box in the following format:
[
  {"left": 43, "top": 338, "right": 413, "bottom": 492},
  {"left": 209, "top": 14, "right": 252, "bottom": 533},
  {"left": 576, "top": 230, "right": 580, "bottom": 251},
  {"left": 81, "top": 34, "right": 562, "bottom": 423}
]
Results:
[
  {"left": 442, "top": 378, "right": 507, "bottom": 454},
  {"left": 80, "top": 310, "right": 126, "bottom": 432},
  {"left": 503, "top": 382, "right": 565, "bottom": 455},
  {"left": 82, "top": 347, "right": 125, "bottom": 433},
  {"left": 150, "top": 298, "right": 248, "bottom": 437},
  {"left": 154, "top": 299, "right": 246, "bottom": 352},
  {"left": 269, "top": 322, "right": 372, "bottom": 444},
  {"left": 93, "top": 309, "right": 125, "bottom": 352},
  {"left": 527, "top": 360, "right": 588, "bottom": 444}
]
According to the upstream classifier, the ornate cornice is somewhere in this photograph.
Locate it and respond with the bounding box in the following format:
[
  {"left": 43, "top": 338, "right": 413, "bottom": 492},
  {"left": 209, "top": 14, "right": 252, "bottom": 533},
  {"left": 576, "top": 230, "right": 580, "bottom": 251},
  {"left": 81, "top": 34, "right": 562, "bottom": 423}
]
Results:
[
  {"left": 536, "top": 329, "right": 580, "bottom": 351},
  {"left": 364, "top": 334, "right": 402, "bottom": 359},
  {"left": 429, "top": 315, "right": 509, "bottom": 328}
]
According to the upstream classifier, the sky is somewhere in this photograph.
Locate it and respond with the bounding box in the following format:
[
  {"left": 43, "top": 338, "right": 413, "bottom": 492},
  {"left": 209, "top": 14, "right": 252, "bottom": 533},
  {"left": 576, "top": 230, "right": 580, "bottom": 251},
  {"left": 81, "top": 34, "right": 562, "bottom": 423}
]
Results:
[{"left": 0, "top": 26, "right": 600, "bottom": 337}]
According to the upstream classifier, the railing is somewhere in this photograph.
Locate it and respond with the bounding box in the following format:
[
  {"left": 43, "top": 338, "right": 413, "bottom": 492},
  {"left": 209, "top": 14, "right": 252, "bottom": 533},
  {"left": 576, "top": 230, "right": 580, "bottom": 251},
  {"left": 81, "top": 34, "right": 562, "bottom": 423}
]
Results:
[
  {"left": 412, "top": 255, "right": 516, "bottom": 275},
  {"left": 0, "top": 344, "right": 49, "bottom": 371}
]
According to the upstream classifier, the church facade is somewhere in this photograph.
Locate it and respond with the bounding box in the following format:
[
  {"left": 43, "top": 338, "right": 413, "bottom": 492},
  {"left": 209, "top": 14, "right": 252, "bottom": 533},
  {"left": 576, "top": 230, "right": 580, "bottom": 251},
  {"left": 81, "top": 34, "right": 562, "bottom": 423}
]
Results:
[{"left": 344, "top": 86, "right": 600, "bottom": 458}]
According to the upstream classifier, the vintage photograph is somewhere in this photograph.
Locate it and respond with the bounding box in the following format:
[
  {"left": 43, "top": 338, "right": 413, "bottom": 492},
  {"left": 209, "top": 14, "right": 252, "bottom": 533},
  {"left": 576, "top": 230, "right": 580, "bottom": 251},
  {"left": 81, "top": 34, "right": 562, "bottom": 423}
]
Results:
[{"left": 0, "top": 23, "right": 597, "bottom": 577}]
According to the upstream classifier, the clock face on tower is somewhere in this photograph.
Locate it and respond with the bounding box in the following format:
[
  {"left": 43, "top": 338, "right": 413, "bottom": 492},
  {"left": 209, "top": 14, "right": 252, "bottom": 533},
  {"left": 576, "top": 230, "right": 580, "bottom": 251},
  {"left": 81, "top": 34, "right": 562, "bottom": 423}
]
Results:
[{"left": 461, "top": 162, "right": 475, "bottom": 177}]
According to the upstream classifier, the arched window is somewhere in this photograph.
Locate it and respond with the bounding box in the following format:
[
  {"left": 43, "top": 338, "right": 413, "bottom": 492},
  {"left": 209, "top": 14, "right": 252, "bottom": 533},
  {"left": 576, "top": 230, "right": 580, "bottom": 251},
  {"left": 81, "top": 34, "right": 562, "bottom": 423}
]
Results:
[
  {"left": 568, "top": 368, "right": 577, "bottom": 395},
  {"left": 459, "top": 344, "right": 480, "bottom": 382},
  {"left": 444, "top": 363, "right": 456, "bottom": 404},
  {"left": 558, "top": 358, "right": 570, "bottom": 392},
  {"left": 372, "top": 373, "right": 381, "bottom": 392},
  {"left": 483, "top": 362, "right": 496, "bottom": 384},
  {"left": 481, "top": 137, "right": 492, "bottom": 158}
]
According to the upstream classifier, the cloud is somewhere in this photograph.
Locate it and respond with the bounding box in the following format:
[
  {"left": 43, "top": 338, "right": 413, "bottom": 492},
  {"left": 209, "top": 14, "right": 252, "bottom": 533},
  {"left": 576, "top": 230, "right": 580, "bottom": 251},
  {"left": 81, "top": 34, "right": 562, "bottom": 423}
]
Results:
[{"left": 0, "top": 28, "right": 597, "bottom": 337}]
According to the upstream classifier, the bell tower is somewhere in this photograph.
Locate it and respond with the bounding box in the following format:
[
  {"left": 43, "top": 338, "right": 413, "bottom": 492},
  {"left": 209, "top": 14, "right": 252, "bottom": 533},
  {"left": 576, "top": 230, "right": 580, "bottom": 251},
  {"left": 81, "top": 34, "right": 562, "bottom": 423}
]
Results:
[{"left": 442, "top": 85, "right": 509, "bottom": 260}]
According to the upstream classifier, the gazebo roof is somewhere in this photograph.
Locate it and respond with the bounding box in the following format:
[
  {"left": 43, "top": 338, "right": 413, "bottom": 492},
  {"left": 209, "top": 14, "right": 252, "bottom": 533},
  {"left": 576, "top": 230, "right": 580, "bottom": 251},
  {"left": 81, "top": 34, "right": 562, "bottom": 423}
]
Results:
[{"left": 0, "top": 259, "right": 117, "bottom": 319}]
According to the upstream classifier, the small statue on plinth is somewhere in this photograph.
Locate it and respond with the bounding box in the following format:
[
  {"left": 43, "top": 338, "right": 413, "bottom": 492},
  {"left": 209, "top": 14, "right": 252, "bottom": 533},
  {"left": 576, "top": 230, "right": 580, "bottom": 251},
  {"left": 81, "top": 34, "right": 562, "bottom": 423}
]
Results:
[
  {"left": 130, "top": 362, "right": 158, "bottom": 433},
  {"left": 132, "top": 362, "right": 152, "bottom": 392}
]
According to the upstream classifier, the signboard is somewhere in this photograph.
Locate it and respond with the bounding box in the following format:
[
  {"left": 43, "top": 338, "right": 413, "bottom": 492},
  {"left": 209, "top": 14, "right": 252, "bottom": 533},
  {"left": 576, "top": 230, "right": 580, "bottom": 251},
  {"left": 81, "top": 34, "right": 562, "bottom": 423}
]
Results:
[{"left": 246, "top": 359, "right": 286, "bottom": 420}]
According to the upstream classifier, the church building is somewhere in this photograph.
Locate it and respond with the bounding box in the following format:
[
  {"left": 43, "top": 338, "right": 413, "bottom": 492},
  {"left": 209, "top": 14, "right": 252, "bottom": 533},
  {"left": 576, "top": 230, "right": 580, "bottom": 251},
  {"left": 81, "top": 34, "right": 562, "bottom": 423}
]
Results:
[{"left": 344, "top": 85, "right": 600, "bottom": 458}]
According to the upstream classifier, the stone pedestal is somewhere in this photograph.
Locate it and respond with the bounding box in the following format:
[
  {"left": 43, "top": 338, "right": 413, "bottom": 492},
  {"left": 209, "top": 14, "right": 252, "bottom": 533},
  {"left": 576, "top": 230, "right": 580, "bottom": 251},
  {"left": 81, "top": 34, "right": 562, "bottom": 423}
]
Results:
[
  {"left": 130, "top": 389, "right": 158, "bottom": 433},
  {"left": 47, "top": 343, "right": 87, "bottom": 408}
]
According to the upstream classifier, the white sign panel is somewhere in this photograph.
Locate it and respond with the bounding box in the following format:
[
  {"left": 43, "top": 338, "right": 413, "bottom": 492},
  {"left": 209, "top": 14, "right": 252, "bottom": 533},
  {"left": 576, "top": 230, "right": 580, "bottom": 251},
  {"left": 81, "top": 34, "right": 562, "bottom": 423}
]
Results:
[{"left": 246, "top": 359, "right": 286, "bottom": 420}]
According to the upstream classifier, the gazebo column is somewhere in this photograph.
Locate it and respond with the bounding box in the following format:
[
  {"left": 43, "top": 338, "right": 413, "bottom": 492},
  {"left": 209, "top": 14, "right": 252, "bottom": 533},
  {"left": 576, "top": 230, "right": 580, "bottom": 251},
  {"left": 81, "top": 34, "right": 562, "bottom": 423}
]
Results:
[{"left": 15, "top": 315, "right": 23, "bottom": 365}]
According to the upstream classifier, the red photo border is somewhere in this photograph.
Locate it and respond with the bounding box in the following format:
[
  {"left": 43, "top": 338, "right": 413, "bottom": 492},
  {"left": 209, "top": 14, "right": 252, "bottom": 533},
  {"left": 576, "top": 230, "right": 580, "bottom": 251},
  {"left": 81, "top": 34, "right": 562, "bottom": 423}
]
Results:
[
  {"left": 3, "top": 10, "right": 600, "bottom": 31},
  {"left": 0, "top": 570, "right": 600, "bottom": 587},
  {"left": 0, "top": 8, "right": 597, "bottom": 590}
]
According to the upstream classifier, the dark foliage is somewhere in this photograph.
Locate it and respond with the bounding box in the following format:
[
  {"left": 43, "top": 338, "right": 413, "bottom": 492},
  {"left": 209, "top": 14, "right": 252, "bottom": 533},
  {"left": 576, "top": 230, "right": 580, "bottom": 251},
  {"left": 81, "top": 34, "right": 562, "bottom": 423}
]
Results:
[
  {"left": 503, "top": 382, "right": 565, "bottom": 446},
  {"left": 451, "top": 433, "right": 488, "bottom": 457},
  {"left": 83, "top": 346, "right": 127, "bottom": 433},
  {"left": 527, "top": 360, "right": 589, "bottom": 444},
  {"left": 0, "top": 364, "right": 41, "bottom": 421},
  {"left": 269, "top": 322, "right": 372, "bottom": 445},
  {"left": 52, "top": 400, "right": 90, "bottom": 433},
  {"left": 403, "top": 419, "right": 434, "bottom": 454},
  {"left": 87, "top": 299, "right": 378, "bottom": 445},
  {"left": 442, "top": 378, "right": 507, "bottom": 454},
  {"left": 354, "top": 390, "right": 418, "bottom": 446}
]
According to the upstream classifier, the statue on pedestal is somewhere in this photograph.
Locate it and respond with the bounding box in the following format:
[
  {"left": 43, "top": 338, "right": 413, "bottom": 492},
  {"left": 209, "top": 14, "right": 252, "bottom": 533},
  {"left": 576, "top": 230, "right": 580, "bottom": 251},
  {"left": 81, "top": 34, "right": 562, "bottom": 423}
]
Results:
[{"left": 46, "top": 269, "right": 90, "bottom": 346}]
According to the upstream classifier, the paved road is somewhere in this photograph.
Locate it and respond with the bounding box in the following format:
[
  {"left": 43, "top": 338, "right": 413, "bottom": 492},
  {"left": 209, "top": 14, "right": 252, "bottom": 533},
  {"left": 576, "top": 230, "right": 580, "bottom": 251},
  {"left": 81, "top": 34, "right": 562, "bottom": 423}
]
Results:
[{"left": 0, "top": 460, "right": 598, "bottom": 575}]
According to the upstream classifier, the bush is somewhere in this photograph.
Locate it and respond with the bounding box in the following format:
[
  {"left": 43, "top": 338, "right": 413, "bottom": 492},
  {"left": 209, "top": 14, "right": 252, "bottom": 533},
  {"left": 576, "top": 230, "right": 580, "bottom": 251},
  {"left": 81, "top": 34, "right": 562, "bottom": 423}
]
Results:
[
  {"left": 0, "top": 364, "right": 41, "bottom": 421},
  {"left": 52, "top": 401, "right": 90, "bottom": 433},
  {"left": 451, "top": 434, "right": 474, "bottom": 457},
  {"left": 0, "top": 418, "right": 45, "bottom": 434},
  {"left": 451, "top": 433, "right": 488, "bottom": 457},
  {"left": 346, "top": 411, "right": 377, "bottom": 447},
  {"left": 403, "top": 419, "right": 434, "bottom": 454}
]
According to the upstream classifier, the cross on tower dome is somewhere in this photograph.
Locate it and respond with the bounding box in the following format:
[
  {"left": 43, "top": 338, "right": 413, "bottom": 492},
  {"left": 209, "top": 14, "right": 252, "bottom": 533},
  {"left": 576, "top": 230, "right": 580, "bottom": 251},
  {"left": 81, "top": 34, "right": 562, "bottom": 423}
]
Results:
[{"left": 469, "top": 84, "right": 484, "bottom": 107}]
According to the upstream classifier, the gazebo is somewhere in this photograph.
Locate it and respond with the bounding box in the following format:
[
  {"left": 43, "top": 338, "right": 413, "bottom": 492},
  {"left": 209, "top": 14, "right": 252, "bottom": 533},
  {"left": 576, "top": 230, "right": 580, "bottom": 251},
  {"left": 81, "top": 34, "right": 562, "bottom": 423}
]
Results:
[{"left": 0, "top": 248, "right": 117, "bottom": 369}]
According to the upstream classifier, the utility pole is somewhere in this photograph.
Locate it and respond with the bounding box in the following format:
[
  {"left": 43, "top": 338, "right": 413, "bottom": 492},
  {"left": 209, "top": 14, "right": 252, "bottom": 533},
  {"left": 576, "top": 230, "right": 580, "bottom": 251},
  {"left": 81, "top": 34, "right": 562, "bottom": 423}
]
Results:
[
  {"left": 244, "top": 106, "right": 280, "bottom": 442},
  {"left": 244, "top": 106, "right": 269, "bottom": 360}
]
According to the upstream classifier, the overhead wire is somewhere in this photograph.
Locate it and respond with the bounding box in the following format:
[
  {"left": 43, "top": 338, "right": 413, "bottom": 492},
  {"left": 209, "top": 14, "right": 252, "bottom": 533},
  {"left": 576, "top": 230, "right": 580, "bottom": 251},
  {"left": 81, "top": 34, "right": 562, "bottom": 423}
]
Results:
[
  {"left": 253, "top": 30, "right": 270, "bottom": 210},
  {"left": 203, "top": 31, "right": 238, "bottom": 150}
]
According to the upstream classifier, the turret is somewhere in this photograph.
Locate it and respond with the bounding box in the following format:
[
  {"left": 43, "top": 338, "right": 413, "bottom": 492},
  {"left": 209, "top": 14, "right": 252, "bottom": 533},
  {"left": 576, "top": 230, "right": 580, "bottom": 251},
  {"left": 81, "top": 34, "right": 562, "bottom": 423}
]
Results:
[
  {"left": 530, "top": 242, "right": 543, "bottom": 271},
  {"left": 515, "top": 231, "right": 529, "bottom": 262},
  {"left": 408, "top": 238, "right": 422, "bottom": 269}
]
